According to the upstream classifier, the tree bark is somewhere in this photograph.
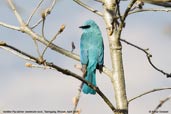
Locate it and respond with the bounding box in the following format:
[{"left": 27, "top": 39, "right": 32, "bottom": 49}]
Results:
[{"left": 103, "top": 0, "right": 128, "bottom": 114}]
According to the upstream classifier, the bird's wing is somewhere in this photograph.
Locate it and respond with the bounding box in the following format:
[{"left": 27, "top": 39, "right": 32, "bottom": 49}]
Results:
[
  {"left": 98, "top": 42, "right": 104, "bottom": 65},
  {"left": 80, "top": 49, "right": 88, "bottom": 65},
  {"left": 80, "top": 33, "right": 89, "bottom": 65},
  {"left": 96, "top": 33, "right": 104, "bottom": 66}
]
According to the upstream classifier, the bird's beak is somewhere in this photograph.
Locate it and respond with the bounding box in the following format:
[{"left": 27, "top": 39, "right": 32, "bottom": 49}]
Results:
[{"left": 79, "top": 25, "right": 91, "bottom": 29}]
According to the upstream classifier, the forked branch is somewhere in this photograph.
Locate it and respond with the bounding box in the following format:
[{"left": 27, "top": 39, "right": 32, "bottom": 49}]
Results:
[{"left": 121, "top": 38, "right": 171, "bottom": 77}]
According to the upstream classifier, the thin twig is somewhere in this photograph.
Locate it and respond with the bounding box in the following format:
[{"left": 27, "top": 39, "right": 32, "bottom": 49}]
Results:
[
  {"left": 7, "top": 0, "right": 24, "bottom": 25},
  {"left": 122, "top": 0, "right": 137, "bottom": 21},
  {"left": 151, "top": 95, "right": 171, "bottom": 114},
  {"left": 33, "top": 39, "right": 42, "bottom": 58},
  {"left": 0, "top": 42, "right": 37, "bottom": 63},
  {"left": 117, "top": 0, "right": 137, "bottom": 40},
  {"left": 94, "top": 0, "right": 103, "bottom": 3},
  {"left": 41, "top": 8, "right": 52, "bottom": 39},
  {"left": 49, "top": 0, "right": 57, "bottom": 11},
  {"left": 120, "top": 38, "right": 171, "bottom": 77},
  {"left": 73, "top": 0, "right": 103, "bottom": 16},
  {"left": 8, "top": 0, "right": 43, "bottom": 63},
  {"left": 110, "top": 8, "right": 171, "bottom": 20},
  {"left": 129, "top": 87, "right": 171, "bottom": 103},
  {"left": 129, "top": 8, "right": 171, "bottom": 15},
  {"left": 27, "top": 0, "right": 44, "bottom": 25},
  {"left": 41, "top": 24, "right": 65, "bottom": 57},
  {"left": 72, "top": 82, "right": 84, "bottom": 114},
  {"left": 0, "top": 42, "right": 116, "bottom": 113},
  {"left": 31, "top": 0, "right": 57, "bottom": 29},
  {"left": 0, "top": 21, "right": 20, "bottom": 31},
  {"left": 42, "top": 18, "right": 46, "bottom": 38},
  {"left": 116, "top": 0, "right": 123, "bottom": 23},
  {"left": 31, "top": 18, "right": 42, "bottom": 29}
]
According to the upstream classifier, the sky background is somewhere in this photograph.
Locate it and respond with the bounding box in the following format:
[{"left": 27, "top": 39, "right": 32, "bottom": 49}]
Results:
[{"left": 0, "top": 0, "right": 171, "bottom": 114}]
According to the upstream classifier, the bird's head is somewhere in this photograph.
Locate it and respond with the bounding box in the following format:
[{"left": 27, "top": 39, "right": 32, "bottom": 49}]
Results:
[{"left": 79, "top": 20, "right": 100, "bottom": 33}]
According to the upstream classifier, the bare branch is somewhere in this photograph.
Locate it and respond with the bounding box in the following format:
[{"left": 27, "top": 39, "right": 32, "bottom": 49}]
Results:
[
  {"left": 42, "top": 24, "right": 65, "bottom": 57},
  {"left": 41, "top": 8, "right": 54, "bottom": 38},
  {"left": 120, "top": 38, "right": 171, "bottom": 77},
  {"left": 72, "top": 82, "right": 83, "bottom": 114},
  {"left": 114, "top": 8, "right": 171, "bottom": 20},
  {"left": 73, "top": 0, "right": 103, "bottom": 16},
  {"left": 116, "top": 0, "right": 123, "bottom": 23},
  {"left": 129, "top": 8, "right": 171, "bottom": 15},
  {"left": 122, "top": 0, "right": 137, "bottom": 21},
  {"left": 31, "top": 0, "right": 57, "bottom": 29},
  {"left": 0, "top": 21, "right": 20, "bottom": 31},
  {"left": 116, "top": 0, "right": 137, "bottom": 41},
  {"left": 33, "top": 39, "right": 42, "bottom": 59},
  {"left": 27, "top": 0, "right": 44, "bottom": 25},
  {"left": 41, "top": 16, "right": 46, "bottom": 38},
  {"left": 7, "top": 0, "right": 24, "bottom": 25},
  {"left": 0, "top": 41, "right": 37, "bottom": 63},
  {"left": 129, "top": 87, "right": 171, "bottom": 102},
  {"left": 152, "top": 95, "right": 171, "bottom": 114},
  {"left": 31, "top": 18, "right": 42, "bottom": 29},
  {"left": 0, "top": 41, "right": 116, "bottom": 113},
  {"left": 94, "top": 0, "right": 104, "bottom": 3},
  {"left": 49, "top": 0, "right": 57, "bottom": 11}
]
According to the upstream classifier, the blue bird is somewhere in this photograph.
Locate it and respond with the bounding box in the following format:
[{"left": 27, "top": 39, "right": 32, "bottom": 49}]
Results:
[{"left": 79, "top": 20, "right": 104, "bottom": 95}]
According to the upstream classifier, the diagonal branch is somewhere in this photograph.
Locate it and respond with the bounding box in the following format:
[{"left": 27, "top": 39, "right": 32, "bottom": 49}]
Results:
[
  {"left": 31, "top": 18, "right": 42, "bottom": 29},
  {"left": 129, "top": 8, "right": 171, "bottom": 15},
  {"left": 116, "top": 0, "right": 123, "bottom": 23},
  {"left": 120, "top": 38, "right": 171, "bottom": 78},
  {"left": 0, "top": 21, "right": 20, "bottom": 31},
  {"left": 117, "top": 0, "right": 137, "bottom": 39},
  {"left": 27, "top": 0, "right": 44, "bottom": 25},
  {"left": 49, "top": 62, "right": 116, "bottom": 113},
  {"left": 41, "top": 24, "right": 65, "bottom": 57},
  {"left": 72, "top": 82, "right": 83, "bottom": 114},
  {"left": 111, "top": 8, "right": 171, "bottom": 20},
  {"left": 129, "top": 87, "right": 171, "bottom": 103},
  {"left": 0, "top": 41, "right": 116, "bottom": 113},
  {"left": 94, "top": 0, "right": 103, "bottom": 3},
  {"left": 122, "top": 0, "right": 137, "bottom": 22},
  {"left": 0, "top": 41, "right": 37, "bottom": 63},
  {"left": 31, "top": 0, "right": 57, "bottom": 29},
  {"left": 151, "top": 95, "right": 171, "bottom": 114},
  {"left": 73, "top": 0, "right": 103, "bottom": 16},
  {"left": 7, "top": 0, "right": 24, "bottom": 25}
]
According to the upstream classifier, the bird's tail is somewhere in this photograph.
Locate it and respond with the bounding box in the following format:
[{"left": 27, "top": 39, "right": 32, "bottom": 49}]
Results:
[{"left": 82, "top": 63, "right": 96, "bottom": 95}]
